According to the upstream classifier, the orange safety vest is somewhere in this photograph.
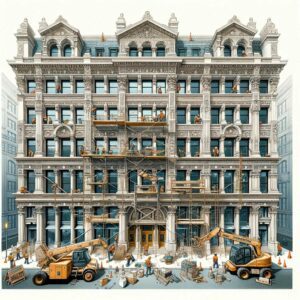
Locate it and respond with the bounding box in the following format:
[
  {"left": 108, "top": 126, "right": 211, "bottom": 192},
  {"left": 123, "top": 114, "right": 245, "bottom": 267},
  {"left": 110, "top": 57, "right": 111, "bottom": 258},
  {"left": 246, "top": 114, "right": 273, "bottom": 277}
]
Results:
[
  {"left": 145, "top": 259, "right": 151, "bottom": 267},
  {"left": 213, "top": 255, "right": 218, "bottom": 263}
]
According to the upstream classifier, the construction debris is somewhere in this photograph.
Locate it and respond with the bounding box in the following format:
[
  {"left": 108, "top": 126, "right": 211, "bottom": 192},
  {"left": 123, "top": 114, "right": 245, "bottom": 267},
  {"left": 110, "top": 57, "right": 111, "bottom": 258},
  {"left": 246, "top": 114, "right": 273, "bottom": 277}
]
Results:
[
  {"left": 154, "top": 268, "right": 173, "bottom": 285},
  {"left": 256, "top": 277, "right": 272, "bottom": 285},
  {"left": 100, "top": 277, "right": 109, "bottom": 286},
  {"left": 5, "top": 265, "right": 26, "bottom": 285},
  {"left": 181, "top": 260, "right": 199, "bottom": 280}
]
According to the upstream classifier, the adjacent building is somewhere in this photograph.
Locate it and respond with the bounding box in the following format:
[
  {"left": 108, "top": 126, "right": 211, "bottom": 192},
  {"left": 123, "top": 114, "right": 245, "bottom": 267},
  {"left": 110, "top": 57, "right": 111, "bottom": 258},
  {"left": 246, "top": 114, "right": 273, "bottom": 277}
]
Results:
[
  {"left": 1, "top": 73, "right": 18, "bottom": 249},
  {"left": 277, "top": 75, "right": 292, "bottom": 250},
  {"left": 9, "top": 13, "right": 286, "bottom": 254}
]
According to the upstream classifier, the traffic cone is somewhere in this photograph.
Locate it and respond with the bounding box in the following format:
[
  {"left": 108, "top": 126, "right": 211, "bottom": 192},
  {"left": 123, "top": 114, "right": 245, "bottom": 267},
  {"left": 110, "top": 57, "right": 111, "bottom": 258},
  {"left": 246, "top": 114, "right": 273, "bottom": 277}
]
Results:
[
  {"left": 288, "top": 251, "right": 292, "bottom": 259},
  {"left": 277, "top": 257, "right": 282, "bottom": 265},
  {"left": 283, "top": 259, "right": 287, "bottom": 268}
]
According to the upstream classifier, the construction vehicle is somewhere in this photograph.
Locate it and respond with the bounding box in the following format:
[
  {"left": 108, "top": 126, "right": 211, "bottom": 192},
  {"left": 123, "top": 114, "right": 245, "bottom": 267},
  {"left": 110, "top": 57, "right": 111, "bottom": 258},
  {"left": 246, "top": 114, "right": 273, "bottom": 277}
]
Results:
[
  {"left": 192, "top": 227, "right": 273, "bottom": 280},
  {"left": 33, "top": 237, "right": 108, "bottom": 285}
]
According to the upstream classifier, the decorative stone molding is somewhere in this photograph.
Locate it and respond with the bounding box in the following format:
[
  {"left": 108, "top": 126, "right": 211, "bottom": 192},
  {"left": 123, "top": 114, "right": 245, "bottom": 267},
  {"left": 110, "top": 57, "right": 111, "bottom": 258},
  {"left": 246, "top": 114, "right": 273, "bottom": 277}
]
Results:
[
  {"left": 167, "top": 75, "right": 177, "bottom": 91},
  {"left": 201, "top": 76, "right": 211, "bottom": 92}
]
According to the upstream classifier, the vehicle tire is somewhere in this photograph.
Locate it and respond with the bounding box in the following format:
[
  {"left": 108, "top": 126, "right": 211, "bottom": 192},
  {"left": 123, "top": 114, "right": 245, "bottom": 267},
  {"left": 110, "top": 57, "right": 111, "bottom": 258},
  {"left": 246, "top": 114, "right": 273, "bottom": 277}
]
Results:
[
  {"left": 260, "top": 268, "right": 273, "bottom": 279},
  {"left": 32, "top": 272, "right": 48, "bottom": 286},
  {"left": 83, "top": 270, "right": 95, "bottom": 282},
  {"left": 237, "top": 268, "right": 250, "bottom": 280}
]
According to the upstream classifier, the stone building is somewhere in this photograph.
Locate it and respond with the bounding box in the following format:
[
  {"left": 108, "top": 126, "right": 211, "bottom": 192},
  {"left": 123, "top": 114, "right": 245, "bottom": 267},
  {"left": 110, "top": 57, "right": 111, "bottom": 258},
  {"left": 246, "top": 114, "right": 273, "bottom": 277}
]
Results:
[{"left": 9, "top": 13, "right": 286, "bottom": 254}]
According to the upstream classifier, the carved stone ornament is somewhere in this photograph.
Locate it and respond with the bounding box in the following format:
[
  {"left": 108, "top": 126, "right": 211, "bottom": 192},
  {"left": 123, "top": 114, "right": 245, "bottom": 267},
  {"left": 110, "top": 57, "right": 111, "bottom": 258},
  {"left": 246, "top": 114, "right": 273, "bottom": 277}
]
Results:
[
  {"left": 55, "top": 126, "right": 71, "bottom": 138},
  {"left": 167, "top": 75, "right": 177, "bottom": 91},
  {"left": 117, "top": 75, "right": 127, "bottom": 91},
  {"left": 269, "top": 77, "right": 279, "bottom": 94},
  {"left": 250, "top": 76, "right": 260, "bottom": 91},
  {"left": 201, "top": 76, "right": 211, "bottom": 92}
]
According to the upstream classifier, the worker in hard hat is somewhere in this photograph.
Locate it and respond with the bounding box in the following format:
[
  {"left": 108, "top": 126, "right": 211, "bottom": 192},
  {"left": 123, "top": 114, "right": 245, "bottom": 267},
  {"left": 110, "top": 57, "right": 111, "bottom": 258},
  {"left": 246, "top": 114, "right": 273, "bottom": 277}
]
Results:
[
  {"left": 145, "top": 256, "right": 152, "bottom": 277},
  {"left": 213, "top": 253, "right": 219, "bottom": 269},
  {"left": 8, "top": 253, "right": 15, "bottom": 269}
]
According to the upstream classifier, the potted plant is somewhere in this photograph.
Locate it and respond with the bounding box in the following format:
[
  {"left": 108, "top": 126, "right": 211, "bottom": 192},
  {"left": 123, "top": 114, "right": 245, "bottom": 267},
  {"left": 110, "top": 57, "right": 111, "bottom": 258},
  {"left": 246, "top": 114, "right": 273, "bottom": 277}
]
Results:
[
  {"left": 63, "top": 119, "right": 69, "bottom": 124},
  {"left": 31, "top": 118, "right": 36, "bottom": 124}
]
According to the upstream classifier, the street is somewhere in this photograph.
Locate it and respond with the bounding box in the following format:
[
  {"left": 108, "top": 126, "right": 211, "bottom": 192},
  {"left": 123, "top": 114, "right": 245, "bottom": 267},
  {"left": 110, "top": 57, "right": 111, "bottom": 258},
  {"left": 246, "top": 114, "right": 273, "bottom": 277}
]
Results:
[{"left": 2, "top": 265, "right": 292, "bottom": 289}]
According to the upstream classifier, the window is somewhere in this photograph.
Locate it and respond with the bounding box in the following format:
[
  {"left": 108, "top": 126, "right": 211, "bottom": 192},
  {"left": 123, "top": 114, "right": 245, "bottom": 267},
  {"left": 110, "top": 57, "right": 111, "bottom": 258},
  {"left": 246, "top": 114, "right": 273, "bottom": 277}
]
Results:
[
  {"left": 225, "top": 80, "right": 234, "bottom": 93},
  {"left": 45, "top": 170, "right": 55, "bottom": 193},
  {"left": 61, "top": 108, "right": 71, "bottom": 123},
  {"left": 96, "top": 48, "right": 105, "bottom": 57},
  {"left": 50, "top": 45, "right": 58, "bottom": 57},
  {"left": 156, "top": 80, "right": 166, "bottom": 93},
  {"left": 225, "top": 108, "right": 234, "bottom": 123},
  {"left": 260, "top": 171, "right": 269, "bottom": 193},
  {"left": 128, "top": 80, "right": 138, "bottom": 93},
  {"left": 156, "top": 138, "right": 165, "bottom": 156},
  {"left": 8, "top": 118, "right": 16, "bottom": 130},
  {"left": 46, "top": 108, "right": 56, "bottom": 123},
  {"left": 129, "top": 47, "right": 138, "bottom": 57},
  {"left": 176, "top": 170, "right": 186, "bottom": 181},
  {"left": 156, "top": 47, "right": 165, "bottom": 56},
  {"left": 27, "top": 80, "right": 36, "bottom": 93},
  {"left": 108, "top": 138, "right": 118, "bottom": 154},
  {"left": 242, "top": 171, "right": 250, "bottom": 193},
  {"left": 109, "top": 48, "right": 118, "bottom": 57},
  {"left": 240, "top": 108, "right": 249, "bottom": 124},
  {"left": 27, "top": 170, "right": 35, "bottom": 193},
  {"left": 211, "top": 171, "right": 220, "bottom": 192},
  {"left": 95, "top": 138, "right": 105, "bottom": 153},
  {"left": 27, "top": 139, "right": 35, "bottom": 156},
  {"left": 75, "top": 171, "right": 83, "bottom": 192},
  {"left": 211, "top": 80, "right": 219, "bottom": 93},
  {"left": 75, "top": 108, "right": 84, "bottom": 124},
  {"left": 177, "top": 80, "right": 186, "bottom": 94},
  {"left": 61, "top": 139, "right": 71, "bottom": 157},
  {"left": 94, "top": 170, "right": 103, "bottom": 193},
  {"left": 177, "top": 139, "right": 186, "bottom": 157},
  {"left": 109, "top": 80, "right": 118, "bottom": 93},
  {"left": 224, "top": 139, "right": 234, "bottom": 157},
  {"left": 157, "top": 170, "right": 166, "bottom": 192},
  {"left": 142, "top": 138, "right": 152, "bottom": 151},
  {"left": 7, "top": 198, "right": 16, "bottom": 211},
  {"left": 211, "top": 139, "right": 219, "bottom": 156},
  {"left": 63, "top": 45, "right": 72, "bottom": 57},
  {"left": 211, "top": 108, "right": 220, "bottom": 124},
  {"left": 61, "top": 80, "right": 71, "bottom": 94},
  {"left": 224, "top": 45, "right": 231, "bottom": 57},
  {"left": 224, "top": 170, "right": 234, "bottom": 193},
  {"left": 46, "top": 80, "right": 56, "bottom": 94},
  {"left": 108, "top": 170, "right": 118, "bottom": 193},
  {"left": 27, "top": 108, "right": 36, "bottom": 124},
  {"left": 95, "top": 108, "right": 104, "bottom": 120},
  {"left": 240, "top": 139, "right": 249, "bottom": 157},
  {"left": 240, "top": 80, "right": 249, "bottom": 93},
  {"left": 191, "top": 80, "right": 200, "bottom": 93},
  {"left": 191, "top": 170, "right": 201, "bottom": 192},
  {"left": 142, "top": 108, "right": 152, "bottom": 121},
  {"left": 260, "top": 139, "right": 268, "bottom": 157},
  {"left": 191, "top": 139, "right": 200, "bottom": 157},
  {"left": 237, "top": 45, "right": 245, "bottom": 57},
  {"left": 192, "top": 48, "right": 200, "bottom": 56},
  {"left": 46, "top": 139, "right": 55, "bottom": 157},
  {"left": 177, "top": 108, "right": 186, "bottom": 124},
  {"left": 108, "top": 107, "right": 118, "bottom": 120},
  {"left": 191, "top": 107, "right": 200, "bottom": 124},
  {"left": 142, "top": 47, "right": 152, "bottom": 56},
  {"left": 76, "top": 139, "right": 84, "bottom": 156},
  {"left": 259, "top": 80, "right": 268, "bottom": 93},
  {"left": 142, "top": 80, "right": 152, "bottom": 94},
  {"left": 7, "top": 161, "right": 16, "bottom": 175},
  {"left": 259, "top": 107, "right": 268, "bottom": 124},
  {"left": 75, "top": 80, "right": 84, "bottom": 94},
  {"left": 128, "top": 170, "right": 137, "bottom": 192},
  {"left": 178, "top": 48, "right": 186, "bottom": 56},
  {"left": 259, "top": 207, "right": 269, "bottom": 218},
  {"left": 128, "top": 108, "right": 138, "bottom": 122},
  {"left": 61, "top": 171, "right": 71, "bottom": 193},
  {"left": 95, "top": 80, "right": 104, "bottom": 93}
]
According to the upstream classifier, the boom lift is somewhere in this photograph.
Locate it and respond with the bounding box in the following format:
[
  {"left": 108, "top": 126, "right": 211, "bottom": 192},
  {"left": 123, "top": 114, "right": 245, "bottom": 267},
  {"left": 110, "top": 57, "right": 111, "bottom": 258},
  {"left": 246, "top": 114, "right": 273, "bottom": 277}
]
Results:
[
  {"left": 193, "top": 227, "right": 273, "bottom": 280},
  {"left": 33, "top": 237, "right": 108, "bottom": 285}
]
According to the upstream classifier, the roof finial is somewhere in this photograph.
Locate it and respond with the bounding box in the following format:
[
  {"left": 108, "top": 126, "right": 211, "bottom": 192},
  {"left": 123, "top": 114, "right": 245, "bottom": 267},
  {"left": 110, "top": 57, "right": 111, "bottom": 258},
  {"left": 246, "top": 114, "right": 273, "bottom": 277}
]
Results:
[
  {"left": 143, "top": 11, "right": 152, "bottom": 20},
  {"left": 189, "top": 32, "right": 193, "bottom": 41},
  {"left": 101, "top": 32, "right": 105, "bottom": 42},
  {"left": 39, "top": 17, "right": 48, "bottom": 32},
  {"left": 168, "top": 13, "right": 179, "bottom": 32},
  {"left": 247, "top": 17, "right": 256, "bottom": 31},
  {"left": 116, "top": 13, "right": 126, "bottom": 30}
]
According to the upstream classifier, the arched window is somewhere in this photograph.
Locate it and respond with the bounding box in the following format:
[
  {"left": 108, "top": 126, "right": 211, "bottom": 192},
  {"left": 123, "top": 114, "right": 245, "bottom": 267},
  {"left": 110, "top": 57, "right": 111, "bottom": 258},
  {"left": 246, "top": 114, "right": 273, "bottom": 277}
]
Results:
[
  {"left": 237, "top": 45, "right": 246, "bottom": 57},
  {"left": 63, "top": 44, "right": 72, "bottom": 57},
  {"left": 156, "top": 47, "right": 165, "bottom": 57},
  {"left": 129, "top": 47, "right": 138, "bottom": 57},
  {"left": 142, "top": 43, "right": 152, "bottom": 57},
  {"left": 50, "top": 44, "right": 58, "bottom": 57},
  {"left": 224, "top": 45, "right": 231, "bottom": 57}
]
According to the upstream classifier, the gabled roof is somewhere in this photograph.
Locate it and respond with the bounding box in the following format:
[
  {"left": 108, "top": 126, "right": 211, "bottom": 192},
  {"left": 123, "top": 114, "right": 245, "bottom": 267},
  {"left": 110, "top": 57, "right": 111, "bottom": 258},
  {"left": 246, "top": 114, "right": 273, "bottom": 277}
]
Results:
[{"left": 116, "top": 11, "right": 177, "bottom": 40}]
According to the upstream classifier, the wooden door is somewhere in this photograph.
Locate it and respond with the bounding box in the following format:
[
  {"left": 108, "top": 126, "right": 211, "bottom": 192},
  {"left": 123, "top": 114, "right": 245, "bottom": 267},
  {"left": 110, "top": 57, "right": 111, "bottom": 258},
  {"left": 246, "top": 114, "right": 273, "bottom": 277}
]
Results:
[
  {"left": 141, "top": 230, "right": 153, "bottom": 247},
  {"left": 129, "top": 226, "right": 135, "bottom": 247},
  {"left": 159, "top": 228, "right": 165, "bottom": 248}
]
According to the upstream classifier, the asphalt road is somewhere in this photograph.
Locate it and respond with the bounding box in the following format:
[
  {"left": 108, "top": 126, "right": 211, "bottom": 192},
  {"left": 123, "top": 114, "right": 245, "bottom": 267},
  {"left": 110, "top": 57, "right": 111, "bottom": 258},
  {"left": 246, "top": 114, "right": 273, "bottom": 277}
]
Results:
[{"left": 2, "top": 265, "right": 292, "bottom": 289}]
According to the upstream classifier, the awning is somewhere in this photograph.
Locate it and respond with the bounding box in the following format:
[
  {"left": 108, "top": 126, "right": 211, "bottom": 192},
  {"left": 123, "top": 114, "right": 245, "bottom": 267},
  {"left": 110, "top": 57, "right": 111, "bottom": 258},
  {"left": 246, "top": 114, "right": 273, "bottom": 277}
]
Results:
[
  {"left": 60, "top": 225, "right": 71, "bottom": 229},
  {"left": 45, "top": 225, "right": 55, "bottom": 230}
]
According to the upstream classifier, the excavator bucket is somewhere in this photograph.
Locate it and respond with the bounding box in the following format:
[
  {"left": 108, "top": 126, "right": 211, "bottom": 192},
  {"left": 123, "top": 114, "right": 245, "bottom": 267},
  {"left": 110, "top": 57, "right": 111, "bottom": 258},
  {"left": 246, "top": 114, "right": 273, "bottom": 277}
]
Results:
[{"left": 35, "top": 244, "right": 50, "bottom": 267}]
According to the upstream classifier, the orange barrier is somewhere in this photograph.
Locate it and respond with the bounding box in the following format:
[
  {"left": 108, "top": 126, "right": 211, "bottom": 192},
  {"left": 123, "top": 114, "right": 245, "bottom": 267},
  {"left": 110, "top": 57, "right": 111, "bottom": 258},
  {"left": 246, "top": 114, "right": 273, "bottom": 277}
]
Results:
[
  {"left": 288, "top": 251, "right": 292, "bottom": 259},
  {"left": 283, "top": 259, "right": 287, "bottom": 268}
]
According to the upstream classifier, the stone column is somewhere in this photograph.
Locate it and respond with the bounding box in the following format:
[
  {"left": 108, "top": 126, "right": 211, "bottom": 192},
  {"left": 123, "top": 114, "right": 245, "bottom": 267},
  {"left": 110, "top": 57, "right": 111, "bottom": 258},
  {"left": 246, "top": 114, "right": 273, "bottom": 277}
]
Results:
[
  {"left": 269, "top": 168, "right": 278, "bottom": 194},
  {"left": 235, "top": 137, "right": 240, "bottom": 157},
  {"left": 152, "top": 75, "right": 157, "bottom": 94},
  {"left": 17, "top": 207, "right": 26, "bottom": 244},
  {"left": 269, "top": 206, "right": 278, "bottom": 254},
  {"left": 54, "top": 137, "right": 59, "bottom": 157},
  {"left": 55, "top": 207, "right": 61, "bottom": 247},
  {"left": 201, "top": 75, "right": 211, "bottom": 157},
  {"left": 235, "top": 105, "right": 241, "bottom": 125},
  {"left": 117, "top": 169, "right": 126, "bottom": 194},
  {"left": 135, "top": 226, "right": 141, "bottom": 252},
  {"left": 70, "top": 207, "right": 75, "bottom": 243},
  {"left": 104, "top": 76, "right": 108, "bottom": 93},
  {"left": 118, "top": 207, "right": 128, "bottom": 250},
  {"left": 235, "top": 76, "right": 240, "bottom": 94},
  {"left": 186, "top": 137, "right": 191, "bottom": 157},
  {"left": 220, "top": 170, "right": 225, "bottom": 193},
  {"left": 220, "top": 105, "right": 226, "bottom": 125},
  {"left": 153, "top": 225, "right": 159, "bottom": 250},
  {"left": 36, "top": 206, "right": 44, "bottom": 246},
  {"left": 186, "top": 170, "right": 191, "bottom": 181},
  {"left": 84, "top": 207, "right": 93, "bottom": 241},
  {"left": 16, "top": 76, "right": 25, "bottom": 158},
  {"left": 152, "top": 47, "right": 157, "bottom": 57},
  {"left": 34, "top": 169, "right": 43, "bottom": 194},
  {"left": 250, "top": 206, "right": 259, "bottom": 239},
  {"left": 187, "top": 76, "right": 191, "bottom": 94},
  {"left": 250, "top": 171, "right": 261, "bottom": 193},
  {"left": 232, "top": 45, "right": 237, "bottom": 57},
  {"left": 70, "top": 136, "right": 75, "bottom": 157},
  {"left": 34, "top": 101, "right": 43, "bottom": 157},
  {"left": 269, "top": 77, "right": 279, "bottom": 157},
  {"left": 219, "top": 207, "right": 225, "bottom": 253},
  {"left": 220, "top": 76, "right": 225, "bottom": 94},
  {"left": 137, "top": 75, "right": 142, "bottom": 93},
  {"left": 55, "top": 104, "right": 60, "bottom": 124},
  {"left": 69, "top": 104, "right": 74, "bottom": 124},
  {"left": 17, "top": 169, "right": 25, "bottom": 193},
  {"left": 202, "top": 205, "right": 211, "bottom": 255},
  {"left": 186, "top": 104, "right": 191, "bottom": 124},
  {"left": 165, "top": 206, "right": 177, "bottom": 253},
  {"left": 138, "top": 47, "right": 142, "bottom": 57},
  {"left": 69, "top": 76, "right": 74, "bottom": 93},
  {"left": 220, "top": 137, "right": 225, "bottom": 157},
  {"left": 234, "top": 207, "right": 240, "bottom": 243},
  {"left": 117, "top": 75, "right": 127, "bottom": 121},
  {"left": 70, "top": 169, "right": 75, "bottom": 192}
]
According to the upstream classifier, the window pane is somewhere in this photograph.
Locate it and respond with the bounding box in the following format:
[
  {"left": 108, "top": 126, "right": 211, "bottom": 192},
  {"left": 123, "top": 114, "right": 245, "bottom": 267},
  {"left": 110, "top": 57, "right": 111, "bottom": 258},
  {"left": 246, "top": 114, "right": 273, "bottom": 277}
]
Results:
[
  {"left": 211, "top": 171, "right": 219, "bottom": 191},
  {"left": 259, "top": 108, "right": 268, "bottom": 124},
  {"left": 177, "top": 139, "right": 186, "bottom": 157},
  {"left": 156, "top": 48, "right": 165, "bottom": 56},
  {"left": 95, "top": 80, "right": 104, "bottom": 93},
  {"left": 191, "top": 138, "right": 200, "bottom": 157},
  {"left": 108, "top": 108, "right": 118, "bottom": 120},
  {"left": 240, "top": 80, "right": 249, "bottom": 93},
  {"left": 225, "top": 108, "right": 234, "bottom": 123},
  {"left": 224, "top": 171, "right": 234, "bottom": 193},
  {"left": 211, "top": 108, "right": 220, "bottom": 124},
  {"left": 142, "top": 47, "right": 152, "bottom": 56},
  {"left": 191, "top": 107, "right": 200, "bottom": 124},
  {"left": 260, "top": 171, "right": 268, "bottom": 193},
  {"left": 27, "top": 139, "right": 35, "bottom": 156},
  {"left": 94, "top": 170, "right": 103, "bottom": 193},
  {"left": 129, "top": 48, "right": 138, "bottom": 57},
  {"left": 128, "top": 108, "right": 138, "bottom": 122},
  {"left": 237, "top": 46, "right": 245, "bottom": 57},
  {"left": 50, "top": 45, "right": 58, "bottom": 57},
  {"left": 61, "top": 80, "right": 71, "bottom": 94},
  {"left": 76, "top": 139, "right": 84, "bottom": 156},
  {"left": 259, "top": 80, "right": 268, "bottom": 93},
  {"left": 46, "top": 108, "right": 56, "bottom": 123},
  {"left": 46, "top": 81, "right": 56, "bottom": 94},
  {"left": 109, "top": 48, "right": 118, "bottom": 57},
  {"left": 242, "top": 171, "right": 249, "bottom": 193},
  {"left": 129, "top": 80, "right": 138, "bottom": 93},
  {"left": 27, "top": 170, "right": 35, "bottom": 192},
  {"left": 177, "top": 80, "right": 186, "bottom": 94},
  {"left": 240, "top": 108, "right": 249, "bottom": 124},
  {"left": 156, "top": 80, "right": 166, "bottom": 93},
  {"left": 27, "top": 81, "right": 36, "bottom": 93},
  {"left": 95, "top": 108, "right": 105, "bottom": 120},
  {"left": 142, "top": 80, "right": 152, "bottom": 94},
  {"left": 156, "top": 138, "right": 165, "bottom": 156},
  {"left": 192, "top": 48, "right": 200, "bottom": 56},
  {"left": 178, "top": 48, "right": 186, "bottom": 56},
  {"left": 177, "top": 108, "right": 186, "bottom": 124},
  {"left": 61, "top": 139, "right": 71, "bottom": 157},
  {"left": 75, "top": 171, "right": 83, "bottom": 192},
  {"left": 45, "top": 171, "right": 55, "bottom": 193},
  {"left": 63, "top": 45, "right": 72, "bottom": 57},
  {"left": 224, "top": 139, "right": 234, "bottom": 157},
  {"left": 61, "top": 171, "right": 71, "bottom": 193},
  {"left": 109, "top": 80, "right": 118, "bottom": 93},
  {"left": 61, "top": 108, "right": 71, "bottom": 123},
  {"left": 75, "top": 108, "right": 84, "bottom": 124},
  {"left": 260, "top": 139, "right": 268, "bottom": 157},
  {"left": 211, "top": 80, "right": 219, "bottom": 93},
  {"left": 75, "top": 80, "right": 85, "bottom": 94},
  {"left": 240, "top": 139, "right": 249, "bottom": 157},
  {"left": 46, "top": 139, "right": 55, "bottom": 157},
  {"left": 191, "top": 80, "right": 200, "bottom": 93},
  {"left": 176, "top": 170, "right": 186, "bottom": 181},
  {"left": 27, "top": 108, "right": 36, "bottom": 124},
  {"left": 225, "top": 81, "right": 234, "bottom": 93},
  {"left": 108, "top": 170, "right": 118, "bottom": 193},
  {"left": 108, "top": 138, "right": 118, "bottom": 154},
  {"left": 211, "top": 139, "right": 219, "bottom": 156},
  {"left": 224, "top": 45, "right": 231, "bottom": 57},
  {"left": 128, "top": 170, "right": 137, "bottom": 192}
]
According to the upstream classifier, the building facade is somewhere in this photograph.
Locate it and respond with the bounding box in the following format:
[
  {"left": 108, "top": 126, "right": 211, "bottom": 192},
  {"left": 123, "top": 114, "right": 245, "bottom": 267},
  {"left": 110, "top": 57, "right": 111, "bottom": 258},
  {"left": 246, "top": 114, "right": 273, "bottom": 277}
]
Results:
[
  {"left": 1, "top": 73, "right": 18, "bottom": 249},
  {"left": 277, "top": 75, "right": 292, "bottom": 250},
  {"left": 9, "top": 13, "right": 286, "bottom": 254}
]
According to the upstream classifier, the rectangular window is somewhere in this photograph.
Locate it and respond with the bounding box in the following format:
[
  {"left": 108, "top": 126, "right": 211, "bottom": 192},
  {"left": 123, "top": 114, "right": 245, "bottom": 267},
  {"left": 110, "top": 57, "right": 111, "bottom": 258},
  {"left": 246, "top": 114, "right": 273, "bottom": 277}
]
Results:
[
  {"left": 191, "top": 138, "right": 200, "bottom": 157},
  {"left": 27, "top": 108, "right": 36, "bottom": 124},
  {"left": 142, "top": 108, "right": 152, "bottom": 121},
  {"left": 224, "top": 170, "right": 234, "bottom": 193},
  {"left": 242, "top": 171, "right": 250, "bottom": 193},
  {"left": 108, "top": 170, "right": 118, "bottom": 193},
  {"left": 211, "top": 108, "right": 220, "bottom": 124},
  {"left": 259, "top": 107, "right": 269, "bottom": 124},
  {"left": 141, "top": 138, "right": 152, "bottom": 152},
  {"left": 27, "top": 207, "right": 34, "bottom": 218},
  {"left": 129, "top": 48, "right": 138, "bottom": 57},
  {"left": 94, "top": 170, "right": 103, "bottom": 193},
  {"left": 95, "top": 80, "right": 104, "bottom": 93},
  {"left": 46, "top": 139, "right": 55, "bottom": 157},
  {"left": 177, "top": 108, "right": 186, "bottom": 124},
  {"left": 240, "top": 80, "right": 249, "bottom": 93},
  {"left": 61, "top": 80, "right": 71, "bottom": 94},
  {"left": 46, "top": 108, "right": 56, "bottom": 123},
  {"left": 95, "top": 108, "right": 105, "bottom": 120},
  {"left": 108, "top": 138, "right": 118, "bottom": 154},
  {"left": 259, "top": 80, "right": 268, "bottom": 93},
  {"left": 260, "top": 139, "right": 268, "bottom": 157},
  {"left": 61, "top": 108, "right": 71, "bottom": 123},
  {"left": 191, "top": 80, "right": 200, "bottom": 93},
  {"left": 128, "top": 170, "right": 137, "bottom": 193},
  {"left": 240, "top": 139, "right": 249, "bottom": 157},
  {"left": 96, "top": 48, "right": 104, "bottom": 56},
  {"left": 75, "top": 171, "right": 83, "bottom": 192},
  {"left": 260, "top": 171, "right": 269, "bottom": 193},
  {"left": 46, "top": 80, "right": 56, "bottom": 94},
  {"left": 156, "top": 138, "right": 165, "bottom": 156},
  {"left": 225, "top": 80, "right": 234, "bottom": 93},
  {"left": 225, "top": 108, "right": 234, "bottom": 123},
  {"left": 45, "top": 170, "right": 55, "bottom": 193},
  {"left": 109, "top": 48, "right": 118, "bottom": 57},
  {"left": 240, "top": 108, "right": 249, "bottom": 124},
  {"left": 76, "top": 139, "right": 84, "bottom": 156},
  {"left": 211, "top": 80, "right": 220, "bottom": 93},
  {"left": 190, "top": 170, "right": 201, "bottom": 193},
  {"left": 259, "top": 207, "right": 269, "bottom": 218},
  {"left": 27, "top": 139, "right": 35, "bottom": 156},
  {"left": 128, "top": 80, "right": 138, "bottom": 93},
  {"left": 109, "top": 80, "right": 118, "bottom": 93},
  {"left": 108, "top": 107, "right": 118, "bottom": 120},
  {"left": 61, "top": 139, "right": 71, "bottom": 157},
  {"left": 211, "top": 139, "right": 219, "bottom": 156},
  {"left": 211, "top": 171, "right": 220, "bottom": 192},
  {"left": 128, "top": 107, "right": 138, "bottom": 122},
  {"left": 75, "top": 80, "right": 84, "bottom": 94},
  {"left": 177, "top": 80, "right": 186, "bottom": 94},
  {"left": 178, "top": 48, "right": 187, "bottom": 56},
  {"left": 27, "top": 170, "right": 35, "bottom": 193},
  {"left": 142, "top": 80, "right": 152, "bottom": 94},
  {"left": 177, "top": 139, "right": 186, "bottom": 157},
  {"left": 191, "top": 48, "right": 200, "bottom": 56},
  {"left": 157, "top": 170, "right": 166, "bottom": 192},
  {"left": 191, "top": 107, "right": 200, "bottom": 124},
  {"left": 142, "top": 170, "right": 152, "bottom": 185},
  {"left": 156, "top": 80, "right": 166, "bottom": 93},
  {"left": 176, "top": 170, "right": 186, "bottom": 181},
  {"left": 61, "top": 171, "right": 71, "bottom": 193},
  {"left": 27, "top": 80, "right": 36, "bottom": 93},
  {"left": 95, "top": 138, "right": 105, "bottom": 154},
  {"left": 75, "top": 108, "right": 84, "bottom": 124},
  {"left": 224, "top": 138, "right": 234, "bottom": 157}
]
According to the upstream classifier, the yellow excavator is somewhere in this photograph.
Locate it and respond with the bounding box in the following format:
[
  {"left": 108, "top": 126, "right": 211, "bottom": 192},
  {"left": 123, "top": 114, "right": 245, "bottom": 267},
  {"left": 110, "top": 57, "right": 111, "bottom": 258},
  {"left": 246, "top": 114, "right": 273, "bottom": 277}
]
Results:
[
  {"left": 193, "top": 227, "right": 273, "bottom": 280},
  {"left": 33, "top": 237, "right": 108, "bottom": 285}
]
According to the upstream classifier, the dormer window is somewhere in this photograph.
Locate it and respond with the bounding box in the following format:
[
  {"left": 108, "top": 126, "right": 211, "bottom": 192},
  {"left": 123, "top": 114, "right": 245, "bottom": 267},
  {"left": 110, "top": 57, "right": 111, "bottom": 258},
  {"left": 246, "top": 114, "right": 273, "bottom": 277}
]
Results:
[
  {"left": 109, "top": 48, "right": 119, "bottom": 57},
  {"left": 156, "top": 47, "right": 165, "bottom": 57},
  {"left": 224, "top": 45, "right": 231, "bottom": 57},
  {"left": 237, "top": 45, "right": 246, "bottom": 57},
  {"left": 129, "top": 47, "right": 138, "bottom": 57},
  {"left": 142, "top": 47, "right": 152, "bottom": 57},
  {"left": 50, "top": 44, "right": 58, "bottom": 57},
  {"left": 96, "top": 48, "right": 104, "bottom": 57},
  {"left": 63, "top": 44, "right": 72, "bottom": 57}
]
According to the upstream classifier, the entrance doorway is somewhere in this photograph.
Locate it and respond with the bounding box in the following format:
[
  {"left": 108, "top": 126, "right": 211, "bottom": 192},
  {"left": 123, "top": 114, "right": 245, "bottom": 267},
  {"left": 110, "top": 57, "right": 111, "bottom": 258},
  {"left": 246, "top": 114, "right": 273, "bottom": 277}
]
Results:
[
  {"left": 141, "top": 225, "right": 153, "bottom": 247},
  {"left": 158, "top": 226, "right": 165, "bottom": 248}
]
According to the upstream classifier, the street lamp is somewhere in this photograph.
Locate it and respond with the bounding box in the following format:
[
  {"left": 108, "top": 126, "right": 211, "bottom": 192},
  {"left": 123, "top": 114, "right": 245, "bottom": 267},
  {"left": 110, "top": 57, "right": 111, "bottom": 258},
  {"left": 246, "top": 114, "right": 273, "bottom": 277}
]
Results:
[{"left": 4, "top": 221, "right": 8, "bottom": 262}]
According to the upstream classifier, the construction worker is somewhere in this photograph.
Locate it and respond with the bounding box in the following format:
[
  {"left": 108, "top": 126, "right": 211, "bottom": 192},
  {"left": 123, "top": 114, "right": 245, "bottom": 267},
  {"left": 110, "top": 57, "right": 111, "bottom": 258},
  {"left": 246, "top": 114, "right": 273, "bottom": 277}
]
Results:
[
  {"left": 125, "top": 253, "right": 135, "bottom": 267},
  {"left": 232, "top": 84, "right": 238, "bottom": 93},
  {"left": 159, "top": 110, "right": 166, "bottom": 121},
  {"left": 277, "top": 243, "right": 283, "bottom": 256},
  {"left": 24, "top": 251, "right": 29, "bottom": 264},
  {"left": 145, "top": 256, "right": 152, "bottom": 277},
  {"left": 16, "top": 247, "right": 21, "bottom": 260},
  {"left": 157, "top": 86, "right": 162, "bottom": 94},
  {"left": 213, "top": 146, "right": 219, "bottom": 157},
  {"left": 213, "top": 253, "right": 219, "bottom": 269},
  {"left": 194, "top": 114, "right": 202, "bottom": 124},
  {"left": 8, "top": 253, "right": 14, "bottom": 269},
  {"left": 107, "top": 243, "right": 115, "bottom": 261}
]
